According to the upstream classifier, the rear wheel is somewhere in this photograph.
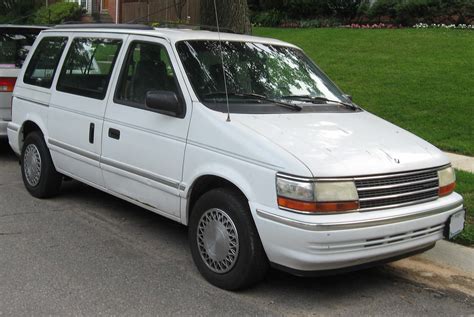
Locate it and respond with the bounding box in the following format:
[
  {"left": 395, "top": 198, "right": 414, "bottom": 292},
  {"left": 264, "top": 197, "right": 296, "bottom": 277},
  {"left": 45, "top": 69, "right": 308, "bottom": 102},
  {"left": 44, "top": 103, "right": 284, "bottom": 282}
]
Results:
[
  {"left": 21, "top": 131, "right": 62, "bottom": 198},
  {"left": 189, "top": 188, "right": 268, "bottom": 290}
]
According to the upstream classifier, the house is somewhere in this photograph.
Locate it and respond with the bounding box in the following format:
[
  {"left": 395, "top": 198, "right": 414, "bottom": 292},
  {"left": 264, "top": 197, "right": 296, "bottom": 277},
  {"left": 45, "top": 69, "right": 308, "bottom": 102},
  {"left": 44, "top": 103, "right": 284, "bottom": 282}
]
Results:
[{"left": 70, "top": 0, "right": 201, "bottom": 24}]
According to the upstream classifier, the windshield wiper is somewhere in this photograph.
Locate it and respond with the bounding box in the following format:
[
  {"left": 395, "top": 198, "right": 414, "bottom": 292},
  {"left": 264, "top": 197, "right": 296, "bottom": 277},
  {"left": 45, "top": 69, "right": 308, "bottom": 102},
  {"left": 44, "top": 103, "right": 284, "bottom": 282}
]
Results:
[
  {"left": 281, "top": 95, "right": 359, "bottom": 111},
  {"left": 203, "top": 92, "right": 302, "bottom": 111}
]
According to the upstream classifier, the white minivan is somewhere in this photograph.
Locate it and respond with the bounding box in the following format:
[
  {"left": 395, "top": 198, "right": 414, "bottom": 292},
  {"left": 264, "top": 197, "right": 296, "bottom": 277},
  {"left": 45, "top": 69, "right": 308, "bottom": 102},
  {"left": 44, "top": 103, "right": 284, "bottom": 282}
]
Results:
[{"left": 8, "top": 24, "right": 465, "bottom": 290}]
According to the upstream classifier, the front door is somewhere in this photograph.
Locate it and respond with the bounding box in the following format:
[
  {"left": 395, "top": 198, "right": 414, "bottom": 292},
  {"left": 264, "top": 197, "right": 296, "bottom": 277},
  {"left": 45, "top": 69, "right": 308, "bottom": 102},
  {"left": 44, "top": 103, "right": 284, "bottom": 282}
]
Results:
[
  {"left": 48, "top": 33, "right": 126, "bottom": 187},
  {"left": 101, "top": 36, "right": 192, "bottom": 218},
  {"left": 101, "top": 0, "right": 109, "bottom": 11}
]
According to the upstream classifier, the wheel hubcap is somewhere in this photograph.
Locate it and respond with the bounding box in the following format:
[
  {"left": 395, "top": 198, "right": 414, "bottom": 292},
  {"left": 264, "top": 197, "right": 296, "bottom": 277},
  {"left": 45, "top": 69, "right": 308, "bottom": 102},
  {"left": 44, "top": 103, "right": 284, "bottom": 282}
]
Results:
[
  {"left": 24, "top": 144, "right": 42, "bottom": 187},
  {"left": 197, "top": 208, "right": 239, "bottom": 274}
]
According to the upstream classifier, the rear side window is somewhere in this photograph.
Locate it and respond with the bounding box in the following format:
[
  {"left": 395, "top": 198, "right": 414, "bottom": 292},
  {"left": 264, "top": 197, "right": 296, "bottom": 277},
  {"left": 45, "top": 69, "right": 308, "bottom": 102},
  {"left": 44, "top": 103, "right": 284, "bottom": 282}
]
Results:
[
  {"left": 23, "top": 37, "right": 68, "bottom": 88},
  {"left": 0, "top": 28, "right": 41, "bottom": 68},
  {"left": 57, "top": 38, "right": 122, "bottom": 100}
]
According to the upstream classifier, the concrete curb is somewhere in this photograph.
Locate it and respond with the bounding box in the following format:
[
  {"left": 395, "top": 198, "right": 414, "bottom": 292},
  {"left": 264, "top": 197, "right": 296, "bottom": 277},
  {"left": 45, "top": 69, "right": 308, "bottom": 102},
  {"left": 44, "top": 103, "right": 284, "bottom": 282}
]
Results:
[
  {"left": 417, "top": 240, "right": 474, "bottom": 276},
  {"left": 444, "top": 152, "right": 474, "bottom": 173}
]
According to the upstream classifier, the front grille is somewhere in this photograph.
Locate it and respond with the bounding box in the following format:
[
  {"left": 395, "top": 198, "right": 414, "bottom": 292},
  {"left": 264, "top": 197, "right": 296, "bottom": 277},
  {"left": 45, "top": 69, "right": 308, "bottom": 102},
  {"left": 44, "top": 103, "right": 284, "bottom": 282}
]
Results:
[{"left": 355, "top": 169, "right": 440, "bottom": 211}]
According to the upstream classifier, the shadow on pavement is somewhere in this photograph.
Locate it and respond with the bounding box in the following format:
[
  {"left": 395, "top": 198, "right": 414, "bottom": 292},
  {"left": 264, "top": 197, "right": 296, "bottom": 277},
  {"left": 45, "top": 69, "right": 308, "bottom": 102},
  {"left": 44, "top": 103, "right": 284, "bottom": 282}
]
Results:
[
  {"left": 0, "top": 139, "right": 16, "bottom": 160},
  {"left": 57, "top": 180, "right": 420, "bottom": 293}
]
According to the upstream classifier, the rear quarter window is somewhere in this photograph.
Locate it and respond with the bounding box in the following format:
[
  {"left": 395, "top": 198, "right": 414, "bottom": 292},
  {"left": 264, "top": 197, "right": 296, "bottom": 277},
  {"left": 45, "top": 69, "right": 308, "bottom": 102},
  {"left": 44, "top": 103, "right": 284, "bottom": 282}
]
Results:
[
  {"left": 56, "top": 37, "right": 122, "bottom": 100},
  {"left": 23, "top": 36, "right": 68, "bottom": 88}
]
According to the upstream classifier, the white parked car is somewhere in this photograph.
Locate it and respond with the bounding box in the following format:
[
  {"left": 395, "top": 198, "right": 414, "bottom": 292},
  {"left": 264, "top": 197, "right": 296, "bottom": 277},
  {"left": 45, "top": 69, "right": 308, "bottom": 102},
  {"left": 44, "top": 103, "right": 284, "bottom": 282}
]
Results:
[
  {"left": 8, "top": 24, "right": 465, "bottom": 290},
  {"left": 0, "top": 25, "right": 46, "bottom": 139}
]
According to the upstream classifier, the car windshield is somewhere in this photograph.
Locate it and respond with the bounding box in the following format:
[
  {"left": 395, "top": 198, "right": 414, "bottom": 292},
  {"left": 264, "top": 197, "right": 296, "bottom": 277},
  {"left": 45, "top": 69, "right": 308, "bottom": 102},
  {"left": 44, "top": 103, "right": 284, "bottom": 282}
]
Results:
[
  {"left": 0, "top": 28, "right": 40, "bottom": 68},
  {"left": 176, "top": 40, "right": 346, "bottom": 108}
]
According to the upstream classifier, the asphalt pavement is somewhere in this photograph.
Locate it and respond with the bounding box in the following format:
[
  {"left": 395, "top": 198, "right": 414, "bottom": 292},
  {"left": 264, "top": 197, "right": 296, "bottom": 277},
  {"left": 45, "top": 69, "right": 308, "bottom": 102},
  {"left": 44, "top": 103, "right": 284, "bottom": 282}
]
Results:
[{"left": 0, "top": 140, "right": 473, "bottom": 316}]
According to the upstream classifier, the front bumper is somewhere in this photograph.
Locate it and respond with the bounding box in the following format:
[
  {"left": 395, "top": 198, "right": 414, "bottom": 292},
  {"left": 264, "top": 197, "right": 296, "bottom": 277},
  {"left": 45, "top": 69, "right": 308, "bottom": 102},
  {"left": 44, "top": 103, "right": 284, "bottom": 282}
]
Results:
[
  {"left": 6, "top": 122, "right": 20, "bottom": 155},
  {"left": 0, "top": 120, "right": 7, "bottom": 138},
  {"left": 251, "top": 192, "right": 464, "bottom": 272}
]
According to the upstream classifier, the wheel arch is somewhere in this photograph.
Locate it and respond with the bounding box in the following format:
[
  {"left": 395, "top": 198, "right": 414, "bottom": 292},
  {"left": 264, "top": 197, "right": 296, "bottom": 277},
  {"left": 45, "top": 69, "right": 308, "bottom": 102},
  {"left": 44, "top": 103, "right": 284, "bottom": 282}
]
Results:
[
  {"left": 185, "top": 174, "right": 251, "bottom": 225},
  {"left": 19, "top": 118, "right": 47, "bottom": 152}
]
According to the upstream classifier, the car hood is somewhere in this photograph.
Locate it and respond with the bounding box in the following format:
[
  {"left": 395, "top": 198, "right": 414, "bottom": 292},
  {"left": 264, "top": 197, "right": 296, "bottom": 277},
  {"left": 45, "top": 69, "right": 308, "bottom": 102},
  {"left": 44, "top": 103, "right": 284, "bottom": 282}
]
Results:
[{"left": 233, "top": 111, "right": 449, "bottom": 177}]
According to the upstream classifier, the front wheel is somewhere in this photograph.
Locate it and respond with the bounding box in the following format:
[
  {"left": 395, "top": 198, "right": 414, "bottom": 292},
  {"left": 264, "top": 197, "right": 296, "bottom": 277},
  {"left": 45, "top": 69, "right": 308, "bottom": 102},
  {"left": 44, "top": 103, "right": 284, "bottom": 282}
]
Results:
[
  {"left": 21, "top": 131, "right": 62, "bottom": 198},
  {"left": 188, "top": 188, "right": 268, "bottom": 290}
]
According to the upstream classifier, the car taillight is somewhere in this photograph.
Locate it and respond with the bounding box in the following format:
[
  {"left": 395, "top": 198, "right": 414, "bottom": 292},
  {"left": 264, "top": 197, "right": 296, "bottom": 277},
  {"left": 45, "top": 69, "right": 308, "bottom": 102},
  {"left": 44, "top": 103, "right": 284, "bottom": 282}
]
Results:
[{"left": 0, "top": 77, "right": 16, "bottom": 92}]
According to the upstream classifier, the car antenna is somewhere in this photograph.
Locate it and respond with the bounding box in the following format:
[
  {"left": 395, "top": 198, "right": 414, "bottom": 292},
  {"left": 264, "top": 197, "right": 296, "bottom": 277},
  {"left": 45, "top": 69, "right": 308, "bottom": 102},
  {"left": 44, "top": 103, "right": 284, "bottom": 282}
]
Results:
[{"left": 213, "top": 0, "right": 231, "bottom": 122}]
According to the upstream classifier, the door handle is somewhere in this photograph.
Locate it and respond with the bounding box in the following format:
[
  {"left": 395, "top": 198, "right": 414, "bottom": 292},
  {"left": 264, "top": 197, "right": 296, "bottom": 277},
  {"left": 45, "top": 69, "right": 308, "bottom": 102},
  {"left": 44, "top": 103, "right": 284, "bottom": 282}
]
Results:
[
  {"left": 89, "top": 123, "right": 95, "bottom": 144},
  {"left": 108, "top": 128, "right": 120, "bottom": 140}
]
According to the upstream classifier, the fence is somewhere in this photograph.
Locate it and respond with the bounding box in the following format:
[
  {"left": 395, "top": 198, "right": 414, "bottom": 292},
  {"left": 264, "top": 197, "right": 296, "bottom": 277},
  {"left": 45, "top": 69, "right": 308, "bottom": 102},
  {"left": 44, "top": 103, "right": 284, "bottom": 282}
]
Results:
[{"left": 121, "top": 0, "right": 201, "bottom": 24}]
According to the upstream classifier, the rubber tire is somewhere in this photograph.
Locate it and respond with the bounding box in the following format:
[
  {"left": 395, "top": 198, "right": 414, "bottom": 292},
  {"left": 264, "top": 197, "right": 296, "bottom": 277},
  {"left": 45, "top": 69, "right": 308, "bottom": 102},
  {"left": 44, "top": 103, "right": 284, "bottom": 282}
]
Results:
[
  {"left": 21, "top": 131, "right": 62, "bottom": 198},
  {"left": 188, "top": 188, "right": 269, "bottom": 290}
]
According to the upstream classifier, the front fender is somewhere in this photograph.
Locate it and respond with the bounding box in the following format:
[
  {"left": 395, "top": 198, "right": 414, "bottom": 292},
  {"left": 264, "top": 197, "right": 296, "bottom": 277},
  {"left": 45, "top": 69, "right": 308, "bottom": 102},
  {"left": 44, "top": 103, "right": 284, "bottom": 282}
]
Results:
[{"left": 181, "top": 151, "right": 279, "bottom": 225}]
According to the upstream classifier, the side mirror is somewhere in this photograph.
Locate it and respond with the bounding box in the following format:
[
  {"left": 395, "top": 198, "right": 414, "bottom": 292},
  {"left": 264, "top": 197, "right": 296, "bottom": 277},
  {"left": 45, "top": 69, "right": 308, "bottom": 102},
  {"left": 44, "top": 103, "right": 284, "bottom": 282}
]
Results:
[
  {"left": 145, "top": 90, "right": 185, "bottom": 118},
  {"left": 343, "top": 94, "right": 353, "bottom": 101}
]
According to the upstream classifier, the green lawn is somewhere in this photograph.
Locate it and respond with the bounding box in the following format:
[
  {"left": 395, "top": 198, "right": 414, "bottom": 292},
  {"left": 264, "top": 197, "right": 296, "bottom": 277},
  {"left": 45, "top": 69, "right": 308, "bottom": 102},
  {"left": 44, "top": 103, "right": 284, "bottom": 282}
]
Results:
[
  {"left": 455, "top": 170, "right": 474, "bottom": 246},
  {"left": 253, "top": 28, "right": 474, "bottom": 156}
]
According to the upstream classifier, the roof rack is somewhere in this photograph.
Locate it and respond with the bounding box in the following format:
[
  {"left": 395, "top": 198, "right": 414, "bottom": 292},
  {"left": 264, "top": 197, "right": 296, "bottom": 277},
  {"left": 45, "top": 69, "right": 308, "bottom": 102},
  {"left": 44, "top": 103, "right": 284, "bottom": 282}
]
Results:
[
  {"left": 52, "top": 22, "right": 240, "bottom": 34},
  {"left": 132, "top": 20, "right": 238, "bottom": 34},
  {"left": 53, "top": 23, "right": 153, "bottom": 30}
]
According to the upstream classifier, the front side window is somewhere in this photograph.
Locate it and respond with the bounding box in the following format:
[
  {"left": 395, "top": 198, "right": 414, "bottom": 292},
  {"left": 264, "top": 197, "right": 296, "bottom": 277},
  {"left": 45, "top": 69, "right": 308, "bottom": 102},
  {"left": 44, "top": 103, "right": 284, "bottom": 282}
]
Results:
[
  {"left": 176, "top": 40, "right": 348, "bottom": 113},
  {"left": 57, "top": 38, "right": 122, "bottom": 99},
  {"left": 115, "top": 41, "right": 180, "bottom": 107},
  {"left": 23, "top": 37, "right": 68, "bottom": 88}
]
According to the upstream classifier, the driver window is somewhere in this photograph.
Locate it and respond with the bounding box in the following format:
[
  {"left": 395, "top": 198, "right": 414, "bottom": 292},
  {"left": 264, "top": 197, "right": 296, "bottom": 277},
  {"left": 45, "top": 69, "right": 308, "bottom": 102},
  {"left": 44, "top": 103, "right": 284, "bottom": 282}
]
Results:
[{"left": 115, "top": 41, "right": 179, "bottom": 107}]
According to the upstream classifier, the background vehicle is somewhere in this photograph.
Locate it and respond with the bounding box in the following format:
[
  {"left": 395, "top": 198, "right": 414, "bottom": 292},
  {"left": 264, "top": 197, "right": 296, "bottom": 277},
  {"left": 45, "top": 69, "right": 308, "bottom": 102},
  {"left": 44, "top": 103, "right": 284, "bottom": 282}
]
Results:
[{"left": 0, "top": 25, "right": 46, "bottom": 138}]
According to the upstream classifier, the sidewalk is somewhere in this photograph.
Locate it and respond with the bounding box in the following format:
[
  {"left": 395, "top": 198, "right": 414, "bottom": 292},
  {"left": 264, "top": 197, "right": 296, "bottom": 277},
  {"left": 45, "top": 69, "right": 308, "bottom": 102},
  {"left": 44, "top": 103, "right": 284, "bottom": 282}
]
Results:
[
  {"left": 417, "top": 240, "right": 474, "bottom": 276},
  {"left": 444, "top": 152, "right": 474, "bottom": 173}
]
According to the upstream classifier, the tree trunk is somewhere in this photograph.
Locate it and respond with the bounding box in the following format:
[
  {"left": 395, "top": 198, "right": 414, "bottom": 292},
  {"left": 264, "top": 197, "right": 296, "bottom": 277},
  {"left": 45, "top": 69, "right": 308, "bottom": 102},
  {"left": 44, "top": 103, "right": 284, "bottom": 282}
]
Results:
[{"left": 200, "top": 0, "right": 252, "bottom": 34}]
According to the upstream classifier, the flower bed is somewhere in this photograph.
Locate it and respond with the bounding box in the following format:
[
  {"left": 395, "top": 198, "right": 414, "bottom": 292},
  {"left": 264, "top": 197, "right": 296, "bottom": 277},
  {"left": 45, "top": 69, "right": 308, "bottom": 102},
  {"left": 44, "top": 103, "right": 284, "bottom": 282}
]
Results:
[
  {"left": 344, "top": 23, "right": 401, "bottom": 29},
  {"left": 413, "top": 23, "right": 474, "bottom": 29}
]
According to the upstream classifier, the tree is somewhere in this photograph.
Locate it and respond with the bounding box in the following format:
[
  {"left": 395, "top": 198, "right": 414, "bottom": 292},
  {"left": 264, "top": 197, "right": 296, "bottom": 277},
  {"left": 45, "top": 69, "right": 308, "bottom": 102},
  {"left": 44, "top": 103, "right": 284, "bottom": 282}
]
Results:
[
  {"left": 174, "top": 0, "right": 186, "bottom": 21},
  {"left": 200, "top": 0, "right": 252, "bottom": 34},
  {"left": 0, "top": 0, "right": 42, "bottom": 23}
]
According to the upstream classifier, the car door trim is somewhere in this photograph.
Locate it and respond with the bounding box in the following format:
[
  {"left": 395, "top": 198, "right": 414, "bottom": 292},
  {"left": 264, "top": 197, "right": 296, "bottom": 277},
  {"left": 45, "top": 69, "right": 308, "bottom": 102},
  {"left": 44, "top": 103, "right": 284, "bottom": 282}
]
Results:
[
  {"left": 101, "top": 157, "right": 182, "bottom": 190},
  {"left": 15, "top": 96, "right": 49, "bottom": 107},
  {"left": 48, "top": 137, "right": 185, "bottom": 190},
  {"left": 48, "top": 138, "right": 100, "bottom": 161}
]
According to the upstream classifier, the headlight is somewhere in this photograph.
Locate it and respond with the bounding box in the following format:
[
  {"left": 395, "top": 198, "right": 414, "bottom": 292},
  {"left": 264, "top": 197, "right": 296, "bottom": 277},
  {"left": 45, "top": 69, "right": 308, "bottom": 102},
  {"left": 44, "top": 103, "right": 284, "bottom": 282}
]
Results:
[
  {"left": 276, "top": 177, "right": 314, "bottom": 201},
  {"left": 314, "top": 181, "right": 358, "bottom": 202},
  {"left": 438, "top": 166, "right": 456, "bottom": 196},
  {"left": 276, "top": 175, "right": 359, "bottom": 213}
]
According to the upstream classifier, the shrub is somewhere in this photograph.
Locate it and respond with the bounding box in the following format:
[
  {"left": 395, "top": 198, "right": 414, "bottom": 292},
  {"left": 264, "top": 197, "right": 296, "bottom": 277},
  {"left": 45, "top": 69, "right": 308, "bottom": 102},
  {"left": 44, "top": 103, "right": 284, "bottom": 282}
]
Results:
[
  {"left": 368, "top": 0, "right": 401, "bottom": 22},
  {"left": 356, "top": 1, "right": 371, "bottom": 21},
  {"left": 326, "top": 0, "right": 369, "bottom": 23},
  {"left": 0, "top": 0, "right": 43, "bottom": 24},
  {"left": 396, "top": 0, "right": 440, "bottom": 25},
  {"left": 298, "top": 17, "right": 341, "bottom": 28},
  {"left": 251, "top": 0, "right": 369, "bottom": 24},
  {"left": 251, "top": 9, "right": 286, "bottom": 27},
  {"left": 369, "top": 0, "right": 474, "bottom": 25},
  {"left": 32, "top": 2, "right": 84, "bottom": 25},
  {"left": 285, "top": 0, "right": 331, "bottom": 19},
  {"left": 437, "top": 0, "right": 474, "bottom": 24}
]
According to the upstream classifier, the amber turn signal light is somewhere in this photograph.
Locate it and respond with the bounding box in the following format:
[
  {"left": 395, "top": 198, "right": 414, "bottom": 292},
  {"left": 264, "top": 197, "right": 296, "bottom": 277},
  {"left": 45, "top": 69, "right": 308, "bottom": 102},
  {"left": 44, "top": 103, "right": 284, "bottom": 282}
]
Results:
[
  {"left": 439, "top": 182, "right": 455, "bottom": 197},
  {"left": 277, "top": 196, "right": 359, "bottom": 213}
]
